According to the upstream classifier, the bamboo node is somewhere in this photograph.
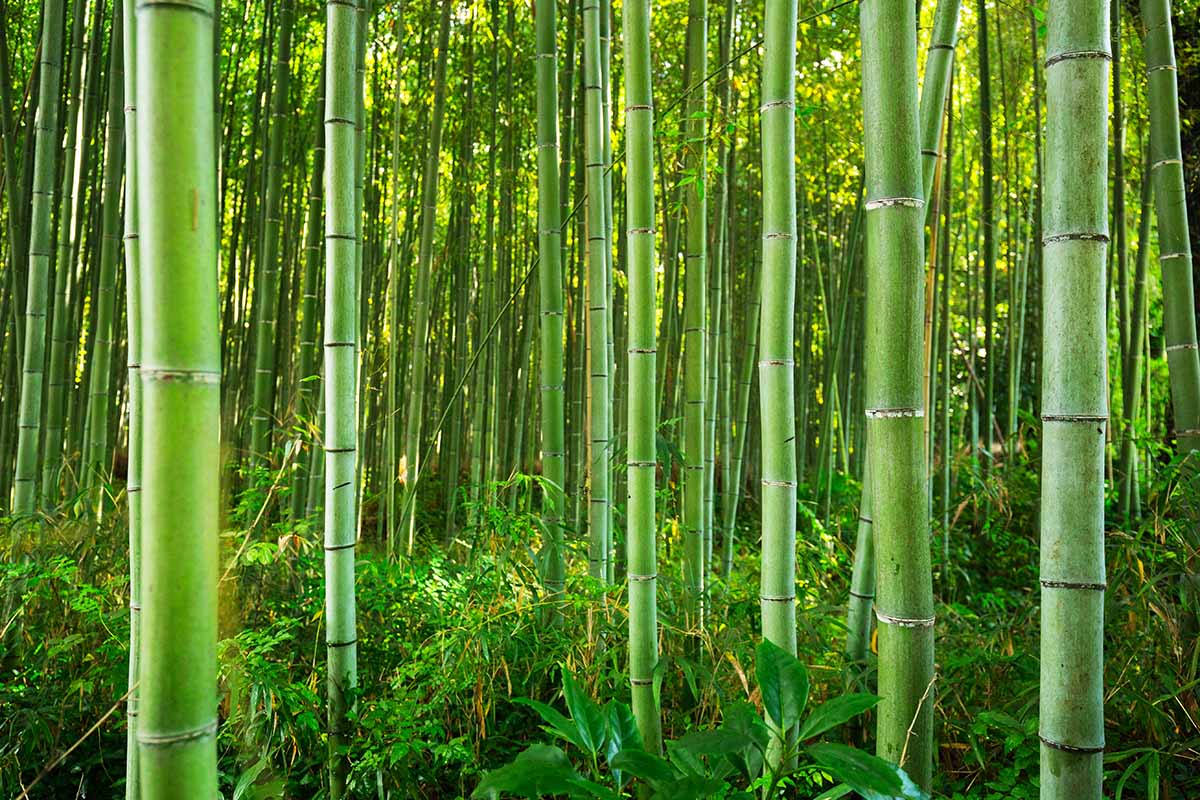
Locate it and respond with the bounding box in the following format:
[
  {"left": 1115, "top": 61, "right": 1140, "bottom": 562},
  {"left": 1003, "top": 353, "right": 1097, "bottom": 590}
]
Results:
[
  {"left": 865, "top": 407, "right": 923, "bottom": 418},
  {"left": 628, "top": 227, "right": 656, "bottom": 235},
  {"left": 1044, "top": 49, "right": 1111, "bottom": 68},
  {"left": 1159, "top": 252, "right": 1190, "bottom": 262},
  {"left": 757, "top": 359, "right": 794, "bottom": 366},
  {"left": 1040, "top": 579, "right": 1106, "bottom": 591},
  {"left": 137, "top": 720, "right": 218, "bottom": 747},
  {"left": 326, "top": 638, "right": 358, "bottom": 648},
  {"left": 858, "top": 515, "right": 873, "bottom": 524},
  {"left": 141, "top": 368, "right": 220, "bottom": 384},
  {"left": 761, "top": 479, "right": 797, "bottom": 488},
  {"left": 628, "top": 573, "right": 657, "bottom": 582},
  {"left": 759, "top": 594, "right": 795, "bottom": 603},
  {"left": 1040, "top": 414, "right": 1107, "bottom": 423},
  {"left": 628, "top": 460, "right": 657, "bottom": 467},
  {"left": 1146, "top": 63, "right": 1177, "bottom": 73},
  {"left": 1151, "top": 158, "right": 1183, "bottom": 170},
  {"left": 325, "top": 541, "right": 357, "bottom": 552},
  {"left": 865, "top": 197, "right": 923, "bottom": 210},
  {"left": 929, "top": 42, "right": 955, "bottom": 51},
  {"left": 921, "top": 148, "right": 940, "bottom": 157},
  {"left": 874, "top": 609, "right": 934, "bottom": 628},
  {"left": 1038, "top": 734, "right": 1104, "bottom": 754},
  {"left": 1042, "top": 232, "right": 1109, "bottom": 245},
  {"left": 759, "top": 99, "right": 795, "bottom": 112},
  {"left": 848, "top": 590, "right": 874, "bottom": 600},
  {"left": 1166, "top": 343, "right": 1199, "bottom": 353},
  {"left": 629, "top": 678, "right": 654, "bottom": 686},
  {"left": 625, "top": 104, "right": 653, "bottom": 112}
]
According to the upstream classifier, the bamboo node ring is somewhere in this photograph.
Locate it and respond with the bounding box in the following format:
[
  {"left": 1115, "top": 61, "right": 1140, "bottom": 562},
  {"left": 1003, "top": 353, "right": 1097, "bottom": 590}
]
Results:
[
  {"left": 1044, "top": 49, "right": 1111, "bottom": 68},
  {"left": 137, "top": 720, "right": 218, "bottom": 747},
  {"left": 326, "top": 638, "right": 358, "bottom": 648},
  {"left": 874, "top": 609, "right": 935, "bottom": 627},
  {"left": 1038, "top": 734, "right": 1104, "bottom": 754},
  {"left": 140, "top": 368, "right": 220, "bottom": 384},
  {"left": 1042, "top": 232, "right": 1109, "bottom": 245},
  {"left": 628, "top": 573, "right": 657, "bottom": 582},
  {"left": 1166, "top": 343, "right": 1199, "bottom": 353},
  {"left": 760, "top": 595, "right": 796, "bottom": 603},
  {"left": 1040, "top": 579, "right": 1106, "bottom": 590},
  {"left": 1151, "top": 158, "right": 1183, "bottom": 170},
  {"left": 759, "top": 99, "right": 795, "bottom": 112},
  {"left": 865, "top": 407, "right": 923, "bottom": 418},
  {"left": 1040, "top": 414, "right": 1108, "bottom": 423},
  {"left": 865, "top": 197, "right": 923, "bottom": 210},
  {"left": 761, "top": 479, "right": 797, "bottom": 487},
  {"left": 848, "top": 590, "right": 874, "bottom": 600}
]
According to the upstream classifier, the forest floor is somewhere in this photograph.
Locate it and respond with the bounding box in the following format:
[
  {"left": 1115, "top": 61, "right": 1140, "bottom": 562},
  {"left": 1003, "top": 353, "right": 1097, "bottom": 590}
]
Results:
[{"left": 2, "top": 452, "right": 1197, "bottom": 798}]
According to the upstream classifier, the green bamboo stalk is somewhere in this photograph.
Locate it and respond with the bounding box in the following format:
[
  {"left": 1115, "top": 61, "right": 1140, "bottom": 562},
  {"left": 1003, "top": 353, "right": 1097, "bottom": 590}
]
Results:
[
  {"left": 1119, "top": 144, "right": 1151, "bottom": 520},
  {"left": 844, "top": 468, "right": 873, "bottom": 673},
  {"left": 860, "top": 0, "right": 934, "bottom": 787},
  {"left": 121, "top": 0, "right": 141, "bottom": 791},
  {"left": 324, "top": 0, "right": 361, "bottom": 793},
  {"left": 536, "top": 0, "right": 567, "bottom": 600},
  {"left": 918, "top": 0, "right": 961, "bottom": 205},
  {"left": 720, "top": 264, "right": 760, "bottom": 581},
  {"left": 135, "top": 0, "right": 220, "bottom": 793},
  {"left": 248, "top": 0, "right": 296, "bottom": 464},
  {"left": 978, "top": 0, "right": 996, "bottom": 465},
  {"left": 759, "top": 0, "right": 798, "bottom": 760},
  {"left": 11, "top": 0, "right": 66, "bottom": 514},
  {"left": 623, "top": 0, "right": 661, "bottom": 750},
  {"left": 583, "top": 0, "right": 610, "bottom": 583},
  {"left": 404, "top": 0, "right": 452, "bottom": 554},
  {"left": 291, "top": 75, "right": 326, "bottom": 522},
  {"left": 41, "top": 0, "right": 87, "bottom": 505},
  {"left": 1039, "top": 0, "right": 1109, "bottom": 793},
  {"left": 1141, "top": 0, "right": 1200, "bottom": 455},
  {"left": 83, "top": 12, "right": 126, "bottom": 498},
  {"left": 682, "top": 0, "right": 708, "bottom": 629}
]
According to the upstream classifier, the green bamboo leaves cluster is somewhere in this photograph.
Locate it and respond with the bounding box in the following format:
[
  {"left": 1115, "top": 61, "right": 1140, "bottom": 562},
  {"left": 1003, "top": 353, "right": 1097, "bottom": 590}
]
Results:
[
  {"left": 759, "top": 0, "right": 799, "bottom": 758},
  {"left": 324, "top": 0, "right": 361, "bottom": 794},
  {"left": 134, "top": 0, "right": 221, "bottom": 794},
  {"left": 860, "top": 0, "right": 934, "bottom": 789},
  {"left": 536, "top": 0, "right": 567, "bottom": 602},
  {"left": 623, "top": 0, "right": 662, "bottom": 752},
  {"left": 1039, "top": 0, "right": 1109, "bottom": 795}
]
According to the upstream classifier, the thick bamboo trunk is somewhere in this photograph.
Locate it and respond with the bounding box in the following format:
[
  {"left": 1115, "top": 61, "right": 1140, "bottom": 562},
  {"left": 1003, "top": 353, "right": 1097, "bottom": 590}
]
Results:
[
  {"left": 860, "top": 0, "right": 934, "bottom": 787},
  {"left": 1039, "top": 0, "right": 1109, "bottom": 793},
  {"left": 323, "top": 0, "right": 361, "bottom": 793},
  {"left": 134, "top": 0, "right": 220, "bottom": 793},
  {"left": 759, "top": 0, "right": 798, "bottom": 762}
]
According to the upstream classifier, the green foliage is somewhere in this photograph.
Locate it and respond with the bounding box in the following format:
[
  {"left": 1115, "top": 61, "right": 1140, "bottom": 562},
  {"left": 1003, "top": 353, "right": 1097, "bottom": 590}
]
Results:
[{"left": 473, "top": 641, "right": 920, "bottom": 799}]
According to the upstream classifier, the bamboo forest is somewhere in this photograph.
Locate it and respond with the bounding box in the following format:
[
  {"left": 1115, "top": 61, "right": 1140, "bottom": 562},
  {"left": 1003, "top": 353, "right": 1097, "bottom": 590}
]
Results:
[{"left": 1, "top": 0, "right": 1199, "bottom": 794}]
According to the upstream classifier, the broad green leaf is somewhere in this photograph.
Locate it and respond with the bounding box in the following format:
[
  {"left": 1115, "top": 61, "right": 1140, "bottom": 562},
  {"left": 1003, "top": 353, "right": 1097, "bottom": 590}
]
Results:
[
  {"left": 610, "top": 749, "right": 678, "bottom": 786},
  {"left": 812, "top": 785, "right": 855, "bottom": 800},
  {"left": 471, "top": 744, "right": 616, "bottom": 799},
  {"left": 722, "top": 702, "right": 771, "bottom": 753},
  {"left": 755, "top": 639, "right": 810, "bottom": 729},
  {"left": 513, "top": 697, "right": 586, "bottom": 752},
  {"left": 797, "top": 693, "right": 880, "bottom": 741},
  {"left": 562, "top": 669, "right": 607, "bottom": 756},
  {"left": 649, "top": 775, "right": 728, "bottom": 800},
  {"left": 676, "top": 728, "right": 751, "bottom": 758},
  {"left": 805, "top": 743, "right": 904, "bottom": 797},
  {"left": 605, "top": 700, "right": 643, "bottom": 762}
]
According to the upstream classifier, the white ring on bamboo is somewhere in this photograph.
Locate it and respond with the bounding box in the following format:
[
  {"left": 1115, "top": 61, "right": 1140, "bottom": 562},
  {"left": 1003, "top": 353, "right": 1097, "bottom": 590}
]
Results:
[
  {"left": 137, "top": 720, "right": 219, "bottom": 746},
  {"left": 1152, "top": 158, "right": 1183, "bottom": 169},
  {"left": 874, "top": 609, "right": 935, "bottom": 628},
  {"left": 865, "top": 407, "right": 923, "bottom": 418},
  {"left": 865, "top": 197, "right": 924, "bottom": 210},
  {"left": 140, "top": 368, "right": 220, "bottom": 384},
  {"left": 1166, "top": 343, "right": 1200, "bottom": 353}
]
